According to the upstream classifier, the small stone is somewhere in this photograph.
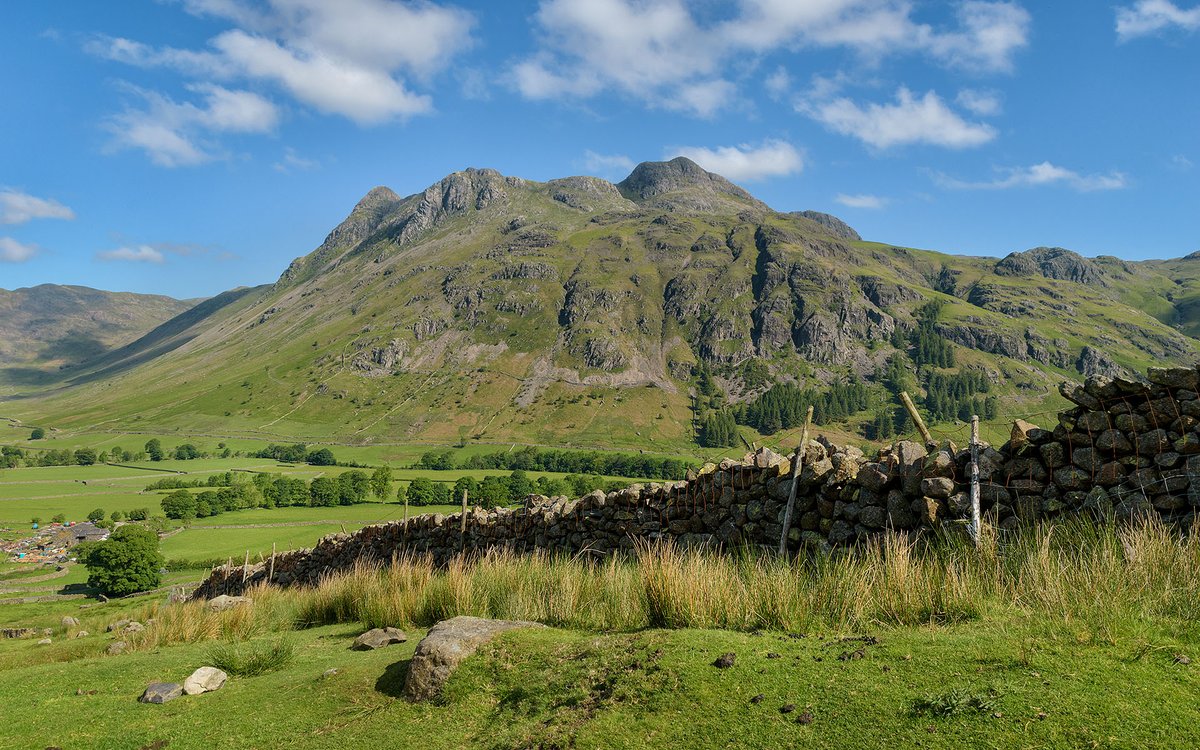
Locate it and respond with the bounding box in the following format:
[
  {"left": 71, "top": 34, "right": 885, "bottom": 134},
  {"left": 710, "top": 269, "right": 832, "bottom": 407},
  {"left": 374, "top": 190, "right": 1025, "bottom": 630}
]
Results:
[
  {"left": 713, "top": 652, "right": 736, "bottom": 668},
  {"left": 322, "top": 668, "right": 340, "bottom": 678},
  {"left": 1174, "top": 654, "right": 1191, "bottom": 665},
  {"left": 105, "top": 619, "right": 129, "bottom": 633},
  {"left": 123, "top": 622, "right": 145, "bottom": 634},
  {"left": 780, "top": 704, "right": 796, "bottom": 714},
  {"left": 106, "top": 641, "right": 127, "bottom": 655},
  {"left": 183, "top": 666, "right": 228, "bottom": 695},
  {"left": 796, "top": 710, "right": 814, "bottom": 725},
  {"left": 139, "top": 682, "right": 183, "bottom": 704},
  {"left": 61, "top": 616, "right": 80, "bottom": 628},
  {"left": 37, "top": 638, "right": 52, "bottom": 645},
  {"left": 75, "top": 631, "right": 89, "bottom": 638},
  {"left": 750, "top": 693, "right": 765, "bottom": 704}
]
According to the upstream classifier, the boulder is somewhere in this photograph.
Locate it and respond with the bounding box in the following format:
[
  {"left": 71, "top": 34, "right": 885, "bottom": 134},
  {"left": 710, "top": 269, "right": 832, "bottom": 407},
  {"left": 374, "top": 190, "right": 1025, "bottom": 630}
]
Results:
[
  {"left": 183, "top": 667, "right": 228, "bottom": 695},
  {"left": 139, "top": 682, "right": 182, "bottom": 704},
  {"left": 105, "top": 619, "right": 129, "bottom": 633},
  {"left": 403, "top": 617, "right": 545, "bottom": 701},
  {"left": 206, "top": 595, "right": 252, "bottom": 612},
  {"left": 61, "top": 616, "right": 80, "bottom": 629},
  {"left": 352, "top": 627, "right": 408, "bottom": 651}
]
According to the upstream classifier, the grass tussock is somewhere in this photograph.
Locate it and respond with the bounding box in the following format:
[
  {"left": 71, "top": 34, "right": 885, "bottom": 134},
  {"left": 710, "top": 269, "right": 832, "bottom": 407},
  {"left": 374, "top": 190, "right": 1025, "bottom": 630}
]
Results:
[
  {"left": 206, "top": 637, "right": 295, "bottom": 676},
  {"left": 162, "top": 516, "right": 1200, "bottom": 640}
]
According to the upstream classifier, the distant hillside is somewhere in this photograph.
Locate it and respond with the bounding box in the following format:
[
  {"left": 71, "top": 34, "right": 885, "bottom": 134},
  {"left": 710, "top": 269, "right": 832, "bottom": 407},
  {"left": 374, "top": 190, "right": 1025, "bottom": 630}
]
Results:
[
  {"left": 0, "top": 285, "right": 196, "bottom": 389},
  {"left": 7, "top": 158, "right": 1200, "bottom": 454}
]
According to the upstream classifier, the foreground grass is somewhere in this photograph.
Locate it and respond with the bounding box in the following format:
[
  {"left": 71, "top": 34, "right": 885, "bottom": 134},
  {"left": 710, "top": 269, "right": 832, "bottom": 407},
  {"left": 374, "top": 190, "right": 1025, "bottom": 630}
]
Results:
[{"left": 0, "top": 517, "right": 1197, "bottom": 748}]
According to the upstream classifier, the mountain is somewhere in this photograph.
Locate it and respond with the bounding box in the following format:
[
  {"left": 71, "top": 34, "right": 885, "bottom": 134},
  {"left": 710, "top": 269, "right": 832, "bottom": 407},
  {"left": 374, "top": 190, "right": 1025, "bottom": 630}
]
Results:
[
  {"left": 6, "top": 158, "right": 1200, "bottom": 453},
  {"left": 0, "top": 285, "right": 197, "bottom": 389}
]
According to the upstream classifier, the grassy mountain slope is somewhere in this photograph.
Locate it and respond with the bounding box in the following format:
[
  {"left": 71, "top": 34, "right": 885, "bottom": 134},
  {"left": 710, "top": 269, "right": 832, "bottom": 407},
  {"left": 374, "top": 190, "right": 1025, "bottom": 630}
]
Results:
[
  {"left": 0, "top": 285, "right": 197, "bottom": 391},
  {"left": 6, "top": 159, "right": 1200, "bottom": 454}
]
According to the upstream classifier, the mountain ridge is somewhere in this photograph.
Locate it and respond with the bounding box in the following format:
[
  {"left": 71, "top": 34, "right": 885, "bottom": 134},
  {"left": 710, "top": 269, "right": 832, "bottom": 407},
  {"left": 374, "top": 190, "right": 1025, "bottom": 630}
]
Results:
[{"left": 6, "top": 159, "right": 1200, "bottom": 455}]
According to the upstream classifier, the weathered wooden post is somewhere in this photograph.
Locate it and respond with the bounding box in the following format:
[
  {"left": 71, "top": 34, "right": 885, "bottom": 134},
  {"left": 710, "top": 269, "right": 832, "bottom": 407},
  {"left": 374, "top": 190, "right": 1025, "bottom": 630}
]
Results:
[
  {"left": 460, "top": 489, "right": 469, "bottom": 552},
  {"left": 778, "top": 405, "right": 814, "bottom": 556},
  {"left": 268, "top": 542, "right": 276, "bottom": 583},
  {"left": 899, "top": 391, "right": 935, "bottom": 448},
  {"left": 969, "top": 415, "right": 981, "bottom": 548},
  {"left": 241, "top": 549, "right": 250, "bottom": 585}
]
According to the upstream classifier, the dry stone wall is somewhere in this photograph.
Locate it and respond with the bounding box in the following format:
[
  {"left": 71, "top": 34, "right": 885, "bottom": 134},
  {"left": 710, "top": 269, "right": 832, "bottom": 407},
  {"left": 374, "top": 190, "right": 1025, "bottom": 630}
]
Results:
[{"left": 192, "top": 364, "right": 1200, "bottom": 600}]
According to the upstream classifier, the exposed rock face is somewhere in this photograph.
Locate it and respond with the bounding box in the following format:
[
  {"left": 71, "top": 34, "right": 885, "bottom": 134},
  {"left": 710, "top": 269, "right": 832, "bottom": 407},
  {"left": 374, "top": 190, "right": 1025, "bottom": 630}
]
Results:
[
  {"left": 206, "top": 594, "right": 251, "bottom": 612},
  {"left": 793, "top": 211, "right": 861, "bottom": 241},
  {"left": 995, "top": 247, "right": 1106, "bottom": 286},
  {"left": 403, "top": 616, "right": 545, "bottom": 701}
]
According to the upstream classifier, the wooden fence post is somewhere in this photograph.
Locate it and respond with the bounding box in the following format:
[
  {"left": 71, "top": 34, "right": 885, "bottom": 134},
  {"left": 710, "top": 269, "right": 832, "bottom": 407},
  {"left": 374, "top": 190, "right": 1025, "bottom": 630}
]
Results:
[
  {"left": 969, "top": 415, "right": 981, "bottom": 548},
  {"left": 460, "top": 490, "right": 469, "bottom": 552},
  {"left": 899, "top": 391, "right": 935, "bottom": 448},
  {"left": 778, "top": 405, "right": 814, "bottom": 556},
  {"left": 268, "top": 542, "right": 276, "bottom": 583},
  {"left": 241, "top": 550, "right": 250, "bottom": 585}
]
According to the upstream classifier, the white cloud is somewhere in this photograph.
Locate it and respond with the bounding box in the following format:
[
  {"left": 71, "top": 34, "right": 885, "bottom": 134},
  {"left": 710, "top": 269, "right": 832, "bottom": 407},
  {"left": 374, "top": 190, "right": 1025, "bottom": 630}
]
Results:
[
  {"left": 956, "top": 88, "right": 1002, "bottom": 116},
  {"left": 765, "top": 66, "right": 791, "bottom": 100},
  {"left": 0, "top": 237, "right": 39, "bottom": 263},
  {"left": 97, "top": 245, "right": 167, "bottom": 263},
  {"left": 1170, "top": 153, "right": 1194, "bottom": 170},
  {"left": 667, "top": 140, "right": 804, "bottom": 181},
  {"left": 583, "top": 150, "right": 635, "bottom": 175},
  {"left": 724, "top": 0, "right": 1029, "bottom": 71},
  {"left": 211, "top": 30, "right": 432, "bottom": 123},
  {"left": 86, "top": 0, "right": 475, "bottom": 161},
  {"left": 835, "top": 193, "right": 887, "bottom": 209},
  {"left": 105, "top": 84, "right": 279, "bottom": 167},
  {"left": 512, "top": 0, "right": 1031, "bottom": 114},
  {"left": 802, "top": 87, "right": 996, "bottom": 149},
  {"left": 934, "top": 162, "right": 1129, "bottom": 191},
  {"left": 0, "top": 190, "right": 75, "bottom": 225},
  {"left": 273, "top": 147, "right": 319, "bottom": 173},
  {"left": 1117, "top": 0, "right": 1200, "bottom": 39}
]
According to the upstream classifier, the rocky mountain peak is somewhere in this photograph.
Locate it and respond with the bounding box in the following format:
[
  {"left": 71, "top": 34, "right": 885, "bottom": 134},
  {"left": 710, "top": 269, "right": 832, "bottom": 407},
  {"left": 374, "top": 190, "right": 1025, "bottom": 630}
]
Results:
[
  {"left": 354, "top": 186, "right": 402, "bottom": 213},
  {"left": 994, "top": 247, "right": 1107, "bottom": 286},
  {"left": 616, "top": 157, "right": 764, "bottom": 210}
]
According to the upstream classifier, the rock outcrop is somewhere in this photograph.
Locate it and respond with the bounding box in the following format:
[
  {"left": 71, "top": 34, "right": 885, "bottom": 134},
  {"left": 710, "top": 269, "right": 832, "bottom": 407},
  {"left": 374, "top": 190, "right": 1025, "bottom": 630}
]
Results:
[{"left": 403, "top": 616, "right": 545, "bottom": 701}]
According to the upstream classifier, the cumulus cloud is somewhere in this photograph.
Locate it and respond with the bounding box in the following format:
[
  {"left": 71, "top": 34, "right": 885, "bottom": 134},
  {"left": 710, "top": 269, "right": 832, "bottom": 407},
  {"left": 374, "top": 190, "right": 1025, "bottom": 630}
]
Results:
[
  {"left": 105, "top": 83, "right": 280, "bottom": 167},
  {"left": 86, "top": 0, "right": 475, "bottom": 163},
  {"left": 835, "top": 193, "right": 887, "bottom": 209},
  {"left": 0, "top": 237, "right": 39, "bottom": 263},
  {"left": 667, "top": 140, "right": 804, "bottom": 181},
  {"left": 513, "top": 0, "right": 1031, "bottom": 114},
  {"left": 97, "top": 245, "right": 167, "bottom": 263},
  {"left": 1116, "top": 0, "right": 1200, "bottom": 39},
  {"left": 583, "top": 150, "right": 635, "bottom": 175},
  {"left": 0, "top": 190, "right": 75, "bottom": 225},
  {"left": 801, "top": 87, "right": 996, "bottom": 149},
  {"left": 956, "top": 88, "right": 1002, "bottom": 116},
  {"left": 934, "top": 162, "right": 1129, "bottom": 191}
]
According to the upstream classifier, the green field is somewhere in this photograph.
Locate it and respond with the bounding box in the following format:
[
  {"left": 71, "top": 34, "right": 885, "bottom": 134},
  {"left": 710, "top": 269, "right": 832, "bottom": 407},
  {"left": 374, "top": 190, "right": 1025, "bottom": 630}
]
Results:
[{"left": 1, "top": 519, "right": 1198, "bottom": 749}]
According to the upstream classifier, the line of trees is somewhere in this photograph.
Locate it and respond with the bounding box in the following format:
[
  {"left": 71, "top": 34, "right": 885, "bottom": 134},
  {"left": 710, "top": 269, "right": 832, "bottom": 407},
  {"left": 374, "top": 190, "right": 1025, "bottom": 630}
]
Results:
[
  {"left": 414, "top": 446, "right": 690, "bottom": 481},
  {"left": 735, "top": 379, "right": 871, "bottom": 435},
  {"left": 253, "top": 443, "right": 338, "bottom": 466},
  {"left": 159, "top": 468, "right": 380, "bottom": 520}
]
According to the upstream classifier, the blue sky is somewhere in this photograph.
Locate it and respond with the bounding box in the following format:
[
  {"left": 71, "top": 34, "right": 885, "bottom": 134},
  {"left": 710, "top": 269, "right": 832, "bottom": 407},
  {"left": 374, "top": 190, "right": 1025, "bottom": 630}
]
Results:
[{"left": 1, "top": 0, "right": 1197, "bottom": 299}]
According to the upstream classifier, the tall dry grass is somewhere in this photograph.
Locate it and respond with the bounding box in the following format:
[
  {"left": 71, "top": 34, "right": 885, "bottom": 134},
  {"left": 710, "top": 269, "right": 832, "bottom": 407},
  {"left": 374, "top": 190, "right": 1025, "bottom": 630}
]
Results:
[{"left": 132, "top": 515, "right": 1200, "bottom": 648}]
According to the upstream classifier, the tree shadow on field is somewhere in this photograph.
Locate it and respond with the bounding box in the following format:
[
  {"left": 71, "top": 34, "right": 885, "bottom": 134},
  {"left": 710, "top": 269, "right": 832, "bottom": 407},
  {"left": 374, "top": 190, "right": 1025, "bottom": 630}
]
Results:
[{"left": 374, "top": 659, "right": 413, "bottom": 698}]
